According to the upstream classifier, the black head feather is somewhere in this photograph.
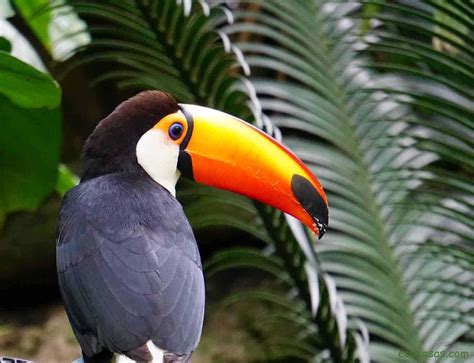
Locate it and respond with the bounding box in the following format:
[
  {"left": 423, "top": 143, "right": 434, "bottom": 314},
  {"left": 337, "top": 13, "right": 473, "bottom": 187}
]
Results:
[{"left": 81, "top": 91, "right": 178, "bottom": 182}]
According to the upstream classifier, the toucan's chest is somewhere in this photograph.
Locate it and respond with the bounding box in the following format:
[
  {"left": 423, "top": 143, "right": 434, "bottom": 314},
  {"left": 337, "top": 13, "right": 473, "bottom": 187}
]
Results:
[{"left": 61, "top": 172, "right": 201, "bottom": 267}]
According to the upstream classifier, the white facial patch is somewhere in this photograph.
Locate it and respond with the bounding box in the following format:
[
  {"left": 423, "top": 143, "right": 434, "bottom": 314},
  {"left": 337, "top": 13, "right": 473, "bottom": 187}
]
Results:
[{"left": 136, "top": 129, "right": 181, "bottom": 196}]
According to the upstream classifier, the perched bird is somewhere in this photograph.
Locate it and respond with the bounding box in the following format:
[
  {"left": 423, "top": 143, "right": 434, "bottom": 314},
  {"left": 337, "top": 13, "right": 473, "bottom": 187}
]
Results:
[{"left": 57, "top": 91, "right": 328, "bottom": 363}]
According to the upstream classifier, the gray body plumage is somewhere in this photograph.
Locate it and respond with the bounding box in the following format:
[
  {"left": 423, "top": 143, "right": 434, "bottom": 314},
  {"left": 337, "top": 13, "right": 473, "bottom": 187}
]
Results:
[{"left": 57, "top": 172, "right": 205, "bottom": 359}]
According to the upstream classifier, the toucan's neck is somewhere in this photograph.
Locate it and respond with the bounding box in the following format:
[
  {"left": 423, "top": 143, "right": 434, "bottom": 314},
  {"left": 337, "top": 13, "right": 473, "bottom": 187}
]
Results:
[
  {"left": 81, "top": 147, "right": 181, "bottom": 198},
  {"left": 80, "top": 153, "right": 145, "bottom": 183}
]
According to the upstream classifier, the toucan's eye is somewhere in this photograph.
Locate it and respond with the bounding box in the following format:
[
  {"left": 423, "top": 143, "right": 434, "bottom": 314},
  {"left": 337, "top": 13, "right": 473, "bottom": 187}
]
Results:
[{"left": 169, "top": 122, "right": 184, "bottom": 140}]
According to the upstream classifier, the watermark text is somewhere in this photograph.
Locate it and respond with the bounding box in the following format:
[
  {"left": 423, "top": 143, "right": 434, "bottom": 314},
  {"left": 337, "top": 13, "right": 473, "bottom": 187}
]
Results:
[{"left": 398, "top": 350, "right": 470, "bottom": 359}]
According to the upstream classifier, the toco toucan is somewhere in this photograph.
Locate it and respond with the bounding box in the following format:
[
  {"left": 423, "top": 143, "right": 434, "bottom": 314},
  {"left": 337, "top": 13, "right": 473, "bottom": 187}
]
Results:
[{"left": 57, "top": 91, "right": 328, "bottom": 363}]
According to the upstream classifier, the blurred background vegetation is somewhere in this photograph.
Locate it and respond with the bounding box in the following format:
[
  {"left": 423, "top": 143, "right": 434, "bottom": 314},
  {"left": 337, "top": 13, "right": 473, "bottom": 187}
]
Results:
[{"left": 0, "top": 0, "right": 472, "bottom": 362}]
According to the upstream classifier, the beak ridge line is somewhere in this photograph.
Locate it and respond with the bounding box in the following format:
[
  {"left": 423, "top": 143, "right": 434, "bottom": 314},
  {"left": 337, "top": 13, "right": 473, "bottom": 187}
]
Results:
[{"left": 178, "top": 105, "right": 194, "bottom": 150}]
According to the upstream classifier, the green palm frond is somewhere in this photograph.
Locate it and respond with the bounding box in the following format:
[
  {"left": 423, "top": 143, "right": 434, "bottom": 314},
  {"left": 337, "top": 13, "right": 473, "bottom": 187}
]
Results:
[
  {"left": 57, "top": 0, "right": 250, "bottom": 113},
  {"left": 212, "top": 0, "right": 472, "bottom": 361}
]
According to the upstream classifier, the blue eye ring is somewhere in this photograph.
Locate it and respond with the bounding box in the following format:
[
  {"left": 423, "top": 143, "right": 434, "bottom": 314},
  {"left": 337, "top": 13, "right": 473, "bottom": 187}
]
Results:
[{"left": 169, "top": 122, "right": 184, "bottom": 140}]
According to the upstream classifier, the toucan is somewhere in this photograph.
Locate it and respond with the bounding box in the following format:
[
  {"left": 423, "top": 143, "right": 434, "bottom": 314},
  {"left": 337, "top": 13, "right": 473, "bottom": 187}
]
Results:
[{"left": 57, "top": 91, "right": 328, "bottom": 363}]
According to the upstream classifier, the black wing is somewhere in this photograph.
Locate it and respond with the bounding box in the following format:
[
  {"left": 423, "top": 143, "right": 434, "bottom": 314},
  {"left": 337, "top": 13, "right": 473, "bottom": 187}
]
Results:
[{"left": 57, "top": 174, "right": 205, "bottom": 357}]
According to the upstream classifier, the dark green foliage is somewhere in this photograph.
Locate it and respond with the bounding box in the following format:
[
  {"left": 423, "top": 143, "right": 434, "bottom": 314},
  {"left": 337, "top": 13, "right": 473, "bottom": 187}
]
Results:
[
  {"left": 0, "top": 51, "right": 60, "bottom": 213},
  {"left": 215, "top": 0, "right": 473, "bottom": 361},
  {"left": 0, "top": 37, "right": 12, "bottom": 52}
]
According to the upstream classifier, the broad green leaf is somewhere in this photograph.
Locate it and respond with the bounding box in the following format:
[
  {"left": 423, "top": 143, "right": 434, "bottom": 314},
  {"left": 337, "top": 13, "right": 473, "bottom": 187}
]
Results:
[
  {"left": 0, "top": 51, "right": 60, "bottom": 108},
  {"left": 0, "top": 53, "right": 60, "bottom": 213}
]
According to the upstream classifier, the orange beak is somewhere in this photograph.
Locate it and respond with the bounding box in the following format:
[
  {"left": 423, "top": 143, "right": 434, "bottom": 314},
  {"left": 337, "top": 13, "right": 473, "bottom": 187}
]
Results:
[{"left": 177, "top": 104, "right": 328, "bottom": 238}]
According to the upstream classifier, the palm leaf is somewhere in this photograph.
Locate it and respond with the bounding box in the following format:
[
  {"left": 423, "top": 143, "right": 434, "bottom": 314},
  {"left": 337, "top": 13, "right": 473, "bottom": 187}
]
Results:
[{"left": 213, "top": 0, "right": 472, "bottom": 361}]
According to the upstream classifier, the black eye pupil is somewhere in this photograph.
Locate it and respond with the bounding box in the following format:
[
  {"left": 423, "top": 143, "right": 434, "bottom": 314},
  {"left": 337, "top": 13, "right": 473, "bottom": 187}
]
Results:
[
  {"left": 171, "top": 125, "right": 181, "bottom": 135},
  {"left": 169, "top": 123, "right": 183, "bottom": 140}
]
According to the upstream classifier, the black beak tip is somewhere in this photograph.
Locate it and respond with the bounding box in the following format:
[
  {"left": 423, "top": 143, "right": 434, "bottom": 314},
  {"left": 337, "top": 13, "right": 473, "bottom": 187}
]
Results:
[
  {"left": 291, "top": 174, "right": 329, "bottom": 239},
  {"left": 315, "top": 218, "right": 328, "bottom": 239}
]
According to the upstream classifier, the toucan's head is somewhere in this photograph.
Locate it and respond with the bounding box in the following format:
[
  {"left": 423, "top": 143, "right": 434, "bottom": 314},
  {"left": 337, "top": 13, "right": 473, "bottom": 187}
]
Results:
[{"left": 82, "top": 91, "right": 328, "bottom": 237}]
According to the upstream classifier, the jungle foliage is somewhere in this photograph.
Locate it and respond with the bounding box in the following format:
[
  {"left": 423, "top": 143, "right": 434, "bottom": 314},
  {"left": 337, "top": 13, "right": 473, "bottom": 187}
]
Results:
[{"left": 1, "top": 1, "right": 473, "bottom": 362}]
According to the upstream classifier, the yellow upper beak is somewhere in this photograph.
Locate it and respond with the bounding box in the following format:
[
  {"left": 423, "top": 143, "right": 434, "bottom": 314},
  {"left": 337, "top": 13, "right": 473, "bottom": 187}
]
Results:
[{"left": 176, "top": 104, "right": 328, "bottom": 237}]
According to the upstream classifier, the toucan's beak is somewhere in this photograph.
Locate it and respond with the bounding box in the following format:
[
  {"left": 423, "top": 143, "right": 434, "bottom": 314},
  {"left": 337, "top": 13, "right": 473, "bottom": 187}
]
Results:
[{"left": 177, "top": 104, "right": 328, "bottom": 238}]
